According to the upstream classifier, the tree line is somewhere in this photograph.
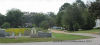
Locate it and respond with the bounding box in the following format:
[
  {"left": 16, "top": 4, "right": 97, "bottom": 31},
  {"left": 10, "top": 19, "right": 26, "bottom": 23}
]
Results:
[
  {"left": 0, "top": 0, "right": 99, "bottom": 31},
  {"left": 0, "top": 9, "right": 56, "bottom": 29}
]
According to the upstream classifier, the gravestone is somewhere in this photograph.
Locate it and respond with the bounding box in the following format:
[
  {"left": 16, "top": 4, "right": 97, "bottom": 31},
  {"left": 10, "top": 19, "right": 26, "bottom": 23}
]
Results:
[
  {"left": 19, "top": 32, "right": 21, "bottom": 37},
  {"left": 38, "top": 31, "right": 52, "bottom": 38},
  {"left": 11, "top": 32, "right": 15, "bottom": 37},
  {"left": 0, "top": 29, "right": 6, "bottom": 37},
  {"left": 30, "top": 27, "right": 38, "bottom": 38},
  {"left": 31, "top": 27, "right": 37, "bottom": 34},
  {"left": 30, "top": 27, "right": 52, "bottom": 38}
]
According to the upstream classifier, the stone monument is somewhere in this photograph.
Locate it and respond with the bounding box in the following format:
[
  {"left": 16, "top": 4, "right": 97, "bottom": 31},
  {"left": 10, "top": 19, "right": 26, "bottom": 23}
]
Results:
[
  {"left": 30, "top": 27, "right": 37, "bottom": 38},
  {"left": 18, "top": 32, "right": 22, "bottom": 37},
  {"left": 11, "top": 32, "right": 15, "bottom": 38}
]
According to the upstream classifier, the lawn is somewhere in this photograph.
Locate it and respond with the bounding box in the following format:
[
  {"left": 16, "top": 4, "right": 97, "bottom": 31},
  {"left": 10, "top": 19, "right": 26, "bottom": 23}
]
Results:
[
  {"left": 52, "top": 33, "right": 93, "bottom": 41},
  {"left": 0, "top": 33, "right": 93, "bottom": 43},
  {"left": 70, "top": 29, "right": 100, "bottom": 34}
]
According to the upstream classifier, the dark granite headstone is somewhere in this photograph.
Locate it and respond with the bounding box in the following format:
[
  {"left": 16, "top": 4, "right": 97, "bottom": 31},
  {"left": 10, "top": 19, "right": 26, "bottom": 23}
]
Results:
[
  {"left": 38, "top": 31, "right": 52, "bottom": 38},
  {"left": 0, "top": 30, "right": 6, "bottom": 37}
]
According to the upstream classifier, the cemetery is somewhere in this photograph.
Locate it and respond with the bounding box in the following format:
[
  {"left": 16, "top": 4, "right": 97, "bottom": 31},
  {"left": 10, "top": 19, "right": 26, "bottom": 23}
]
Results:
[
  {"left": 0, "top": 0, "right": 99, "bottom": 45},
  {"left": 0, "top": 28, "right": 93, "bottom": 43},
  {"left": 0, "top": 28, "right": 52, "bottom": 38}
]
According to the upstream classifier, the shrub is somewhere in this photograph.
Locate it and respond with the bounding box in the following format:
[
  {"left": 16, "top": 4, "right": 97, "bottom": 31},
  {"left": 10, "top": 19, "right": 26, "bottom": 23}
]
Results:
[
  {"left": 1, "top": 22, "right": 10, "bottom": 29},
  {"left": 40, "top": 21, "right": 49, "bottom": 29},
  {"left": 6, "top": 28, "right": 30, "bottom": 35}
]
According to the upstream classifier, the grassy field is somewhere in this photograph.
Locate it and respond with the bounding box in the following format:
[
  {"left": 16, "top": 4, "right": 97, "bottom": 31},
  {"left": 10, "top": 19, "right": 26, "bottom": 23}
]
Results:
[
  {"left": 70, "top": 29, "right": 100, "bottom": 34},
  {"left": 0, "top": 33, "right": 93, "bottom": 43}
]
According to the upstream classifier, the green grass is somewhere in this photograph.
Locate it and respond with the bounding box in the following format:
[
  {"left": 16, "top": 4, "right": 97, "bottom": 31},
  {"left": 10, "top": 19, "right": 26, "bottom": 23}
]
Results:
[
  {"left": 0, "top": 33, "right": 93, "bottom": 43},
  {"left": 0, "top": 37, "right": 53, "bottom": 43},
  {"left": 52, "top": 33, "right": 93, "bottom": 41},
  {"left": 70, "top": 29, "right": 100, "bottom": 34}
]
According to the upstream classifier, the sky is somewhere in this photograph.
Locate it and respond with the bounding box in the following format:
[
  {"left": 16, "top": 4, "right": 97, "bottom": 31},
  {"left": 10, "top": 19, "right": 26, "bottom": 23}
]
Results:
[{"left": 0, "top": 0, "right": 95, "bottom": 15}]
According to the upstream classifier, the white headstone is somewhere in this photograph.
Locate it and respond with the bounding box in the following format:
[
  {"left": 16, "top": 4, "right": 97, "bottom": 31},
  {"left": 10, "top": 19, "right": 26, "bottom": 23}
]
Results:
[
  {"left": 12, "top": 32, "right": 15, "bottom": 37},
  {"left": 31, "top": 27, "right": 37, "bottom": 35},
  {"left": 31, "top": 28, "right": 34, "bottom": 34},
  {"left": 33, "top": 28, "right": 37, "bottom": 34},
  {"left": 19, "top": 32, "right": 21, "bottom": 37},
  {"left": 48, "top": 29, "right": 51, "bottom": 33}
]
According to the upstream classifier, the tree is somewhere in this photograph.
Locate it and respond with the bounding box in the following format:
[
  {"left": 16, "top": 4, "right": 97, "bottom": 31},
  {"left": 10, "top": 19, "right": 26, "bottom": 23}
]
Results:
[
  {"left": 81, "top": 9, "right": 96, "bottom": 30},
  {"left": 61, "top": 5, "right": 83, "bottom": 31},
  {"left": 56, "top": 11, "right": 64, "bottom": 26},
  {"left": 56, "top": 3, "right": 71, "bottom": 26},
  {"left": 82, "top": 0, "right": 100, "bottom": 30},
  {"left": 75, "top": 0, "right": 86, "bottom": 9},
  {"left": 31, "top": 13, "right": 47, "bottom": 27},
  {"left": 47, "top": 12, "right": 56, "bottom": 18},
  {"left": 73, "top": 23, "right": 80, "bottom": 31},
  {"left": 89, "top": 1, "right": 100, "bottom": 18},
  {"left": 47, "top": 12, "right": 56, "bottom": 27},
  {"left": 22, "top": 12, "right": 56, "bottom": 28},
  {"left": 40, "top": 21, "right": 49, "bottom": 29},
  {"left": 72, "top": 0, "right": 95, "bottom": 30},
  {"left": 1, "top": 22, "right": 10, "bottom": 29},
  {"left": 0, "top": 13, "right": 5, "bottom": 27},
  {"left": 6, "top": 8, "right": 23, "bottom": 28},
  {"left": 59, "top": 3, "right": 71, "bottom": 11}
]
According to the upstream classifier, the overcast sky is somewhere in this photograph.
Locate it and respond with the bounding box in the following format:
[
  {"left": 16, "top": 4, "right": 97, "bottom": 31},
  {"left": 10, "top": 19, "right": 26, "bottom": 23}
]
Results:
[{"left": 0, "top": 0, "right": 95, "bottom": 15}]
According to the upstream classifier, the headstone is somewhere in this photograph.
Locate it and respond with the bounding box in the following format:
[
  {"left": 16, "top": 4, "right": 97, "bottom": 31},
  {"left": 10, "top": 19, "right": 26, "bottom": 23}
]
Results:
[
  {"left": 30, "top": 28, "right": 52, "bottom": 38},
  {"left": 31, "top": 28, "right": 34, "bottom": 34},
  {"left": 38, "top": 31, "right": 52, "bottom": 38},
  {"left": 11, "top": 32, "right": 15, "bottom": 37},
  {"left": 30, "top": 27, "right": 37, "bottom": 38},
  {"left": 48, "top": 29, "right": 51, "bottom": 33},
  {"left": 19, "top": 32, "right": 21, "bottom": 37},
  {"left": 33, "top": 28, "right": 37, "bottom": 34},
  {"left": 0, "top": 29, "right": 6, "bottom": 37},
  {"left": 31, "top": 27, "right": 37, "bottom": 34}
]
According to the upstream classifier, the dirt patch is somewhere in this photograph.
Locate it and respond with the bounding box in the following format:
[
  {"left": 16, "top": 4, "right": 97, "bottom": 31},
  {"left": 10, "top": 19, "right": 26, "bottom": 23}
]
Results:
[{"left": 51, "top": 30, "right": 67, "bottom": 34}]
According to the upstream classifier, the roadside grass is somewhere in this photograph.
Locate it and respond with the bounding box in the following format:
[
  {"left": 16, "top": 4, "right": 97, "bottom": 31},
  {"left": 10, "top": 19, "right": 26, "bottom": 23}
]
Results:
[
  {"left": 0, "top": 33, "right": 93, "bottom": 43},
  {"left": 70, "top": 29, "right": 100, "bottom": 34},
  {"left": 0, "top": 37, "right": 53, "bottom": 43},
  {"left": 52, "top": 33, "right": 93, "bottom": 41}
]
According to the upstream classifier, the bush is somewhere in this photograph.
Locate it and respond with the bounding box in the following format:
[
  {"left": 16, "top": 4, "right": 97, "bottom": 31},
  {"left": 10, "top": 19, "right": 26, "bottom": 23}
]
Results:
[
  {"left": 6, "top": 28, "right": 30, "bottom": 35},
  {"left": 40, "top": 21, "right": 49, "bottom": 29},
  {"left": 94, "top": 27, "right": 100, "bottom": 29},
  {"left": 73, "top": 23, "right": 80, "bottom": 31},
  {"left": 35, "top": 27, "right": 48, "bottom": 32},
  {"left": 1, "top": 22, "right": 10, "bottom": 29}
]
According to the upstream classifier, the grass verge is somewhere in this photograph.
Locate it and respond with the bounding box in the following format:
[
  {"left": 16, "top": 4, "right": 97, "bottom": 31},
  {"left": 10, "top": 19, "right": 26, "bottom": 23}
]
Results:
[{"left": 70, "top": 29, "right": 100, "bottom": 34}]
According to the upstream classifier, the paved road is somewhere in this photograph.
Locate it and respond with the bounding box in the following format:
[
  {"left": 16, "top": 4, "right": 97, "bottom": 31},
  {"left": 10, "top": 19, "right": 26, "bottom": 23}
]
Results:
[{"left": 0, "top": 30, "right": 100, "bottom": 45}]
